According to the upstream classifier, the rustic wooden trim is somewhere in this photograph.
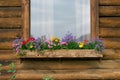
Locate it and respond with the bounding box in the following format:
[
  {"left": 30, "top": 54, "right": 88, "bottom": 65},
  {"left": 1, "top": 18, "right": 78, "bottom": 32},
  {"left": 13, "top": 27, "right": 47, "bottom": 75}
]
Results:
[
  {"left": 22, "top": 0, "right": 30, "bottom": 40},
  {"left": 91, "top": 0, "right": 99, "bottom": 39},
  {"left": 20, "top": 50, "right": 103, "bottom": 58}
]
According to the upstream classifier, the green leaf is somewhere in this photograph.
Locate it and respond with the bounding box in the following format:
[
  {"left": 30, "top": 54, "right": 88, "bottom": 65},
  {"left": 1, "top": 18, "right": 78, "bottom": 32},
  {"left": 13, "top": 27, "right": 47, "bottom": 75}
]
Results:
[
  {"left": 7, "top": 70, "right": 12, "bottom": 73},
  {"left": 10, "top": 74, "right": 16, "bottom": 80},
  {"left": 9, "top": 63, "right": 15, "bottom": 69},
  {"left": 0, "top": 64, "right": 2, "bottom": 66}
]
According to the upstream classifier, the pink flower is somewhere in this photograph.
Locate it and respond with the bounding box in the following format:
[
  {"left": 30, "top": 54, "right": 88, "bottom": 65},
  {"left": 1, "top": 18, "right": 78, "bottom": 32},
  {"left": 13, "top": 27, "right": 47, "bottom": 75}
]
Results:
[
  {"left": 60, "top": 42, "right": 68, "bottom": 45},
  {"left": 46, "top": 39, "right": 50, "bottom": 43},
  {"left": 48, "top": 45, "right": 52, "bottom": 48}
]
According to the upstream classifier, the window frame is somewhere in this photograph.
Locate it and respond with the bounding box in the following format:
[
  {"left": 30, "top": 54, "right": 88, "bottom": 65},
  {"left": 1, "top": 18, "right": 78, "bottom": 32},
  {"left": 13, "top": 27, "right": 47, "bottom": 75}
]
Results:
[{"left": 22, "top": 0, "right": 99, "bottom": 40}]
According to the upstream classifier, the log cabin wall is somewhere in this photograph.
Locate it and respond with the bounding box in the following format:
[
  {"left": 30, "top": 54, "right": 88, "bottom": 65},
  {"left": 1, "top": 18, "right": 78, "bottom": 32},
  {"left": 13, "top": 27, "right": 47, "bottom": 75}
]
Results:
[{"left": 0, "top": 0, "right": 120, "bottom": 79}]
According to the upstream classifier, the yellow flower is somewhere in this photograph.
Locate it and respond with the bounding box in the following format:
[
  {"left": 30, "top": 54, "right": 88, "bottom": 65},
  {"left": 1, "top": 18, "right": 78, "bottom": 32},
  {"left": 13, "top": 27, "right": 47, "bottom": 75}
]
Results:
[
  {"left": 55, "top": 39, "right": 58, "bottom": 42},
  {"left": 51, "top": 36, "right": 55, "bottom": 41},
  {"left": 30, "top": 45, "right": 33, "bottom": 49},
  {"left": 79, "top": 42, "right": 84, "bottom": 48}
]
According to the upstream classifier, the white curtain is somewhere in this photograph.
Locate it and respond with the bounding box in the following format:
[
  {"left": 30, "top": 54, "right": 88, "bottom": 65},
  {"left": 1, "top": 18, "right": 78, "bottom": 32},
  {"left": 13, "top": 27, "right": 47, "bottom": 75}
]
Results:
[{"left": 31, "top": 0, "right": 90, "bottom": 40}]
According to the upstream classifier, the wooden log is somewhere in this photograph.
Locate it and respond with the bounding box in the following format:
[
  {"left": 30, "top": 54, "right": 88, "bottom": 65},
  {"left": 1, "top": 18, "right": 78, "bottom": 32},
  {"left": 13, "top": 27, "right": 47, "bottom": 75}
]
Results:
[
  {"left": 0, "top": 0, "right": 22, "bottom": 7},
  {"left": 11, "top": 59, "right": 120, "bottom": 70},
  {"left": 100, "top": 17, "right": 120, "bottom": 28},
  {"left": 0, "top": 50, "right": 18, "bottom": 60},
  {"left": 99, "top": 28, "right": 120, "bottom": 37},
  {"left": 0, "top": 41, "right": 12, "bottom": 50},
  {"left": 0, "top": 29, "right": 22, "bottom": 39},
  {"left": 102, "top": 49, "right": 120, "bottom": 59},
  {"left": 102, "top": 38, "right": 120, "bottom": 49},
  {"left": 0, "top": 18, "right": 22, "bottom": 29},
  {"left": 100, "top": 0, "right": 120, "bottom": 6},
  {"left": 100, "top": 6, "right": 120, "bottom": 16},
  {"left": 0, "top": 75, "right": 12, "bottom": 80},
  {"left": 0, "top": 7, "right": 22, "bottom": 18},
  {"left": 15, "top": 69, "right": 120, "bottom": 79}
]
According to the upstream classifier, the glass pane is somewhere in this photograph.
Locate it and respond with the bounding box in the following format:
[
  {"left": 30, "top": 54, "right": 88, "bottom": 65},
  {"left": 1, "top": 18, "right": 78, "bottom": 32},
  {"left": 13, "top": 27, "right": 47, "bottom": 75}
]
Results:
[{"left": 31, "top": 0, "right": 90, "bottom": 41}]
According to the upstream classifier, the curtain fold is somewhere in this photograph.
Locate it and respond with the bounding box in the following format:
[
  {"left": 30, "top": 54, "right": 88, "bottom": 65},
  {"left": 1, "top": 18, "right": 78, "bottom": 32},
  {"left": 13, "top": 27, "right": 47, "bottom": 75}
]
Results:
[{"left": 31, "top": 0, "right": 90, "bottom": 40}]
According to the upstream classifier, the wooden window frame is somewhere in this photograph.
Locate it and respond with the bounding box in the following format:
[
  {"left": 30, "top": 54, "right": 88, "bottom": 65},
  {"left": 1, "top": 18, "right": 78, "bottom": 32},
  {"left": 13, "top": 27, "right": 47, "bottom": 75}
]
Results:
[{"left": 22, "top": 0, "right": 99, "bottom": 40}]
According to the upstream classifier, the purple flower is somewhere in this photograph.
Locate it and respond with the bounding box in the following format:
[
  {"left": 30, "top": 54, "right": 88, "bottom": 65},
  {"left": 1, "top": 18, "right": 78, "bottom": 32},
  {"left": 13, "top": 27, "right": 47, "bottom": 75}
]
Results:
[
  {"left": 62, "top": 32, "right": 77, "bottom": 43},
  {"left": 94, "top": 39, "right": 104, "bottom": 52},
  {"left": 12, "top": 38, "right": 23, "bottom": 54}
]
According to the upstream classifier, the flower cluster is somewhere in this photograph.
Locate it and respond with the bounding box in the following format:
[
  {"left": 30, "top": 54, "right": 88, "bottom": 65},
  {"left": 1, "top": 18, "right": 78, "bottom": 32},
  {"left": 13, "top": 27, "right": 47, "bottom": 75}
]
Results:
[{"left": 12, "top": 32, "right": 104, "bottom": 55}]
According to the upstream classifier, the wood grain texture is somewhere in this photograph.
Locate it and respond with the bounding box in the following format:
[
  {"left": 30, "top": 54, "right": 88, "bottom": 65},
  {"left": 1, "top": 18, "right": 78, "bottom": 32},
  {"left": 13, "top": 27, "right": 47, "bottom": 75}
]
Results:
[
  {"left": 102, "top": 49, "right": 120, "bottom": 59},
  {"left": 14, "top": 69, "right": 120, "bottom": 79},
  {"left": 102, "top": 38, "right": 120, "bottom": 49},
  {"left": 0, "top": 7, "right": 22, "bottom": 18},
  {"left": 100, "top": 0, "right": 120, "bottom": 6},
  {"left": 91, "top": 0, "right": 99, "bottom": 39},
  {"left": 0, "top": 29, "right": 22, "bottom": 39},
  {"left": 99, "top": 28, "right": 120, "bottom": 37},
  {"left": 0, "top": 0, "right": 22, "bottom": 7},
  {"left": 21, "top": 50, "right": 103, "bottom": 58},
  {"left": 22, "top": 0, "right": 30, "bottom": 40},
  {"left": 0, "top": 41, "right": 12, "bottom": 50},
  {"left": 0, "top": 18, "right": 22, "bottom": 29},
  {"left": 100, "top": 17, "right": 120, "bottom": 28},
  {"left": 100, "top": 6, "right": 120, "bottom": 16}
]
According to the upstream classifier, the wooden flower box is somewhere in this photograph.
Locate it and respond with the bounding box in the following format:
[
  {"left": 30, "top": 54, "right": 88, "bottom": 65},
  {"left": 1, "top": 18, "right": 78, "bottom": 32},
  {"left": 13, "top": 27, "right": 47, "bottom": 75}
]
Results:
[{"left": 20, "top": 49, "right": 103, "bottom": 58}]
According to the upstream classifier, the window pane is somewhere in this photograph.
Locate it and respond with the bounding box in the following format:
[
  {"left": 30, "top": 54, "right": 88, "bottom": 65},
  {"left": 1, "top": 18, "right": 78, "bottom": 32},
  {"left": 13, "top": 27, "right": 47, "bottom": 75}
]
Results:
[{"left": 31, "top": 0, "right": 90, "bottom": 41}]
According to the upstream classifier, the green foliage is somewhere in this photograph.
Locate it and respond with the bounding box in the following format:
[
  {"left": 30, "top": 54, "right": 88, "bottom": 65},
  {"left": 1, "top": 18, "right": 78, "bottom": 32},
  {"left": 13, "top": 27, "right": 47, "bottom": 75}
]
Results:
[
  {"left": 7, "top": 63, "right": 16, "bottom": 73},
  {"left": 83, "top": 42, "right": 95, "bottom": 49},
  {"left": 0, "top": 63, "right": 2, "bottom": 75},
  {"left": 10, "top": 74, "right": 16, "bottom": 80},
  {"left": 43, "top": 76, "right": 54, "bottom": 80},
  {"left": 67, "top": 42, "right": 79, "bottom": 49}
]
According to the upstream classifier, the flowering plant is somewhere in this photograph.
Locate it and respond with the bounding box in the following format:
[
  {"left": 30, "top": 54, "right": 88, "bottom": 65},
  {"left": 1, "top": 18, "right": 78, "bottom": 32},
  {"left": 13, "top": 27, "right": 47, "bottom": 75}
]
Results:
[{"left": 12, "top": 32, "right": 104, "bottom": 56}]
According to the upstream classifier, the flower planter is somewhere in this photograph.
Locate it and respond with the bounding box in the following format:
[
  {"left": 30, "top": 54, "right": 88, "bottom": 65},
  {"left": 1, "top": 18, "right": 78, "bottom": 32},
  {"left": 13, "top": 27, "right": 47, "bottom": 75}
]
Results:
[{"left": 20, "top": 49, "right": 103, "bottom": 58}]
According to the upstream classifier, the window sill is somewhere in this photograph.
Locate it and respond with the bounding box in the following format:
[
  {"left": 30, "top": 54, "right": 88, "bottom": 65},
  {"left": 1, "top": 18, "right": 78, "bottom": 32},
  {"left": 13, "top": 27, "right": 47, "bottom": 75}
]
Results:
[{"left": 20, "top": 49, "right": 103, "bottom": 58}]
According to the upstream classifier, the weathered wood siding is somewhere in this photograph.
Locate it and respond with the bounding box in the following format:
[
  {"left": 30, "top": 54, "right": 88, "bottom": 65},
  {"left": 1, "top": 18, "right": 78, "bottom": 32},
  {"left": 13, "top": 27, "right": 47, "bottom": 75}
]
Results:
[
  {"left": 0, "top": 0, "right": 120, "bottom": 80},
  {"left": 99, "top": 0, "right": 120, "bottom": 49}
]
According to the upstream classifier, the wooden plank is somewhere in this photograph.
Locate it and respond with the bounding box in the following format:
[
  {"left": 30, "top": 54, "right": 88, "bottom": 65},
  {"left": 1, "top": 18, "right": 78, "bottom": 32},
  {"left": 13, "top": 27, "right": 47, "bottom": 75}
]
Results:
[
  {"left": 21, "top": 50, "right": 103, "bottom": 58},
  {"left": 22, "top": 0, "right": 30, "bottom": 40},
  {"left": 100, "top": 0, "right": 120, "bottom": 6},
  {"left": 100, "top": 6, "right": 120, "bottom": 16},
  {"left": 0, "top": 50, "right": 17, "bottom": 60},
  {"left": 99, "top": 28, "right": 120, "bottom": 37},
  {"left": 14, "top": 69, "right": 120, "bottom": 79},
  {"left": 0, "top": 7, "right": 22, "bottom": 18},
  {"left": 0, "top": 29, "right": 22, "bottom": 39},
  {"left": 100, "top": 17, "right": 120, "bottom": 28},
  {"left": 91, "top": 0, "right": 99, "bottom": 39},
  {"left": 0, "top": 18, "right": 22, "bottom": 29},
  {"left": 102, "top": 49, "right": 120, "bottom": 59},
  {"left": 0, "top": 41, "right": 12, "bottom": 50},
  {"left": 12, "top": 59, "right": 120, "bottom": 70},
  {"left": 102, "top": 38, "right": 120, "bottom": 49},
  {"left": 0, "top": 0, "right": 22, "bottom": 7}
]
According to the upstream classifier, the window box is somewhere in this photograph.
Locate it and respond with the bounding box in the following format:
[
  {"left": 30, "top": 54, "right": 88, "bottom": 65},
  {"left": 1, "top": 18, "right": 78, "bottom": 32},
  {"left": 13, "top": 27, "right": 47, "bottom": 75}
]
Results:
[{"left": 20, "top": 49, "right": 103, "bottom": 58}]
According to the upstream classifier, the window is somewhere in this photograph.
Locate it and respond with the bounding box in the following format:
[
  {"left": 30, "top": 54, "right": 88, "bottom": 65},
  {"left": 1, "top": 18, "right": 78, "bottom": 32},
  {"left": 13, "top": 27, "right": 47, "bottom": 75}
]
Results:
[{"left": 22, "top": 0, "right": 99, "bottom": 40}]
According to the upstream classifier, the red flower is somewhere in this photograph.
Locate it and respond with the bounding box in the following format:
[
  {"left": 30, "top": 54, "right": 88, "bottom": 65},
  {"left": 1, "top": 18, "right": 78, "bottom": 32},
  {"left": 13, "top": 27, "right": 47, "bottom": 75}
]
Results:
[
  {"left": 22, "top": 41, "right": 27, "bottom": 45},
  {"left": 84, "top": 39, "right": 89, "bottom": 45},
  {"left": 27, "top": 38, "right": 35, "bottom": 42},
  {"left": 22, "top": 38, "right": 35, "bottom": 45}
]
